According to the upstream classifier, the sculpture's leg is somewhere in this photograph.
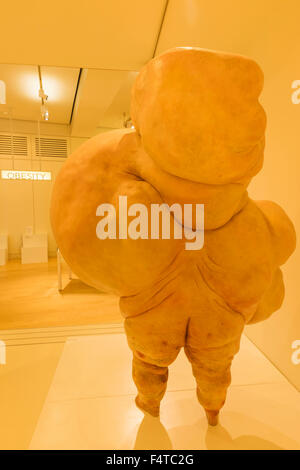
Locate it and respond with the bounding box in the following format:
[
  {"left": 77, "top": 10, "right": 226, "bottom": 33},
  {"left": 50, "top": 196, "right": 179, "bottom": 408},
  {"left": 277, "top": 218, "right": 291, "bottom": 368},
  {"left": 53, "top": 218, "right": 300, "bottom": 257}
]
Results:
[
  {"left": 124, "top": 301, "right": 188, "bottom": 417},
  {"left": 185, "top": 310, "right": 244, "bottom": 426},
  {"left": 185, "top": 346, "right": 231, "bottom": 425},
  {"left": 132, "top": 353, "right": 169, "bottom": 417}
]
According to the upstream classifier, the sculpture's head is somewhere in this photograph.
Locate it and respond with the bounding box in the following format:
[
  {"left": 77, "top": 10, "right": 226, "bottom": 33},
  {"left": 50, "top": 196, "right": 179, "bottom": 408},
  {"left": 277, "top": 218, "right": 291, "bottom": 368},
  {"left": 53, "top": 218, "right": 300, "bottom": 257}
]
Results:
[{"left": 131, "top": 47, "right": 266, "bottom": 185}]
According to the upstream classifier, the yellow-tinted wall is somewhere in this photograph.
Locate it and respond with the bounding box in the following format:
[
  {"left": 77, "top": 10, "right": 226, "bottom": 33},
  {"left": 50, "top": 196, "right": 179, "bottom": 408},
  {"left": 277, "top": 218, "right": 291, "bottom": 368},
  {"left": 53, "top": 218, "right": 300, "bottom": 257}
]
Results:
[
  {"left": 0, "top": 0, "right": 299, "bottom": 389},
  {"left": 157, "top": 0, "right": 300, "bottom": 390},
  {"left": 0, "top": 158, "right": 63, "bottom": 257},
  {"left": 0, "top": 121, "right": 86, "bottom": 257}
]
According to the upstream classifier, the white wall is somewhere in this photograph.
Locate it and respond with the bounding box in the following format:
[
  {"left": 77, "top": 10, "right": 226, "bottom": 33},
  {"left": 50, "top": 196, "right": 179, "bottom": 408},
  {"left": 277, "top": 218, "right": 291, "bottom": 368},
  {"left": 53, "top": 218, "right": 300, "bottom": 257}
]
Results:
[{"left": 156, "top": 0, "right": 300, "bottom": 391}]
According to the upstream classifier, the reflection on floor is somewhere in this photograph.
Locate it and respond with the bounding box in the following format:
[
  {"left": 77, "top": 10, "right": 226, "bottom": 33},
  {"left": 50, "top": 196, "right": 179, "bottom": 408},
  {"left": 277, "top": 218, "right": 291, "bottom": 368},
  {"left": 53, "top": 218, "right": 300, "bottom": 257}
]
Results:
[
  {"left": 2, "top": 327, "right": 296, "bottom": 450},
  {"left": 0, "top": 259, "right": 121, "bottom": 329}
]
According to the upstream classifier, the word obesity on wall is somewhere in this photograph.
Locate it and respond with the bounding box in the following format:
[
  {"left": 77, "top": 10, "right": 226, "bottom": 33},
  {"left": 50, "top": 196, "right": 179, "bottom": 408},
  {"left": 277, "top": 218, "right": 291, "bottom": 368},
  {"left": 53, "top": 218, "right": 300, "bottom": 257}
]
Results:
[{"left": 1, "top": 170, "right": 51, "bottom": 181}]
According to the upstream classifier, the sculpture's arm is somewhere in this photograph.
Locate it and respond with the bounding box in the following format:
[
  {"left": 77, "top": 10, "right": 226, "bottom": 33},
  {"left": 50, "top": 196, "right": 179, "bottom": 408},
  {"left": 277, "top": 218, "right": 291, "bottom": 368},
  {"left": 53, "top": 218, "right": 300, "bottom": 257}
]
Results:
[
  {"left": 246, "top": 200, "right": 296, "bottom": 324},
  {"left": 246, "top": 267, "right": 284, "bottom": 324},
  {"left": 254, "top": 200, "right": 296, "bottom": 267}
]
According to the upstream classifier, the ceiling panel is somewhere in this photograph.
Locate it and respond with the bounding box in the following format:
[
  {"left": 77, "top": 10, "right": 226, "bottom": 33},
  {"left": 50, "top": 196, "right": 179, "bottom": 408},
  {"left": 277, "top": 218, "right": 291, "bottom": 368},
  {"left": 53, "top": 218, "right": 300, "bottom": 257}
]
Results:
[
  {"left": 0, "top": 64, "right": 38, "bottom": 121},
  {"left": 0, "top": 64, "right": 79, "bottom": 124},
  {"left": 40, "top": 66, "right": 80, "bottom": 124},
  {"left": 0, "top": 0, "right": 167, "bottom": 70},
  {"left": 98, "top": 71, "right": 138, "bottom": 129}
]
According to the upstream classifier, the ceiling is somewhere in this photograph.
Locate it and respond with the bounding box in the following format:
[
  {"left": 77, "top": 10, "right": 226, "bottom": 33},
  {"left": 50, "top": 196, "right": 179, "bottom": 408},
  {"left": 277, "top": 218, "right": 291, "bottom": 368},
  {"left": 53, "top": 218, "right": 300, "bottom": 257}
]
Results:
[
  {"left": 70, "top": 69, "right": 138, "bottom": 137},
  {"left": 0, "top": 0, "right": 168, "bottom": 70},
  {"left": 0, "top": 64, "right": 138, "bottom": 137},
  {"left": 0, "top": 0, "right": 169, "bottom": 137},
  {"left": 0, "top": 0, "right": 299, "bottom": 138}
]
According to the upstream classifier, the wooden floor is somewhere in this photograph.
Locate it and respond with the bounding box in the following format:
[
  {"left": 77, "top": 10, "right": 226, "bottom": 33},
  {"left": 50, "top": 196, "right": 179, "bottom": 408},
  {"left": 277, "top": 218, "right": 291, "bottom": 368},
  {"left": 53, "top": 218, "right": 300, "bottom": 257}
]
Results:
[{"left": 0, "top": 258, "right": 122, "bottom": 330}]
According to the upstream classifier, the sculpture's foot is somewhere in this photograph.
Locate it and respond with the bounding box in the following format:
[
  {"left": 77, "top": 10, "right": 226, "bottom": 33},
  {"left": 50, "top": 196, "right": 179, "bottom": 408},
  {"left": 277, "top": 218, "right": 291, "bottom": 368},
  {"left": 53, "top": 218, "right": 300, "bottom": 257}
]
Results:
[
  {"left": 205, "top": 409, "right": 219, "bottom": 426},
  {"left": 135, "top": 395, "right": 160, "bottom": 418}
]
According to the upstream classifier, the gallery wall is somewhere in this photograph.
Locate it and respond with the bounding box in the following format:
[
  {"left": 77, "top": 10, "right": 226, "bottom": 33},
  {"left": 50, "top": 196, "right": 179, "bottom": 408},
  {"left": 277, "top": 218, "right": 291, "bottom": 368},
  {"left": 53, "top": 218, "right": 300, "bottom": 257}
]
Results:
[
  {"left": 0, "top": 0, "right": 298, "bottom": 390},
  {"left": 156, "top": 0, "right": 300, "bottom": 390}
]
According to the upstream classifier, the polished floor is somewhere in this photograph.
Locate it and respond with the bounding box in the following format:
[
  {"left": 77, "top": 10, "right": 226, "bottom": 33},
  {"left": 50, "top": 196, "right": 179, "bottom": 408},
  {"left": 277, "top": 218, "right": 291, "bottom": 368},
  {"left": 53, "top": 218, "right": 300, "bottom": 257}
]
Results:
[
  {"left": 0, "top": 326, "right": 299, "bottom": 450},
  {"left": 0, "top": 259, "right": 122, "bottom": 329}
]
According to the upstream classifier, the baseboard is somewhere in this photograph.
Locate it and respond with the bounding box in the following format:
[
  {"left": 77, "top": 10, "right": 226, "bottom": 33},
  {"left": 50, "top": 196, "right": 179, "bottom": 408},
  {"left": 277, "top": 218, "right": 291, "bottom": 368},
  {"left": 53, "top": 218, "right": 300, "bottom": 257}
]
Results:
[{"left": 0, "top": 322, "right": 125, "bottom": 347}]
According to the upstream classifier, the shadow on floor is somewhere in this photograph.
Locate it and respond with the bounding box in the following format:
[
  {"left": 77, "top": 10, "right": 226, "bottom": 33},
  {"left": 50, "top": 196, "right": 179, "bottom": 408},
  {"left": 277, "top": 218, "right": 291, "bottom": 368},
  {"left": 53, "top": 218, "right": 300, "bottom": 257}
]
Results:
[
  {"left": 60, "top": 279, "right": 104, "bottom": 295},
  {"left": 205, "top": 422, "right": 283, "bottom": 450},
  {"left": 133, "top": 411, "right": 295, "bottom": 450},
  {"left": 134, "top": 415, "right": 173, "bottom": 450}
]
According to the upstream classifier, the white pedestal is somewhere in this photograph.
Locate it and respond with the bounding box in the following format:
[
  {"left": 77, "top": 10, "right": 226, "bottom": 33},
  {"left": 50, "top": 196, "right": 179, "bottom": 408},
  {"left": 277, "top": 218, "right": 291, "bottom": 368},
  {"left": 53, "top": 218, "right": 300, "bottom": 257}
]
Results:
[
  {"left": 21, "top": 233, "right": 48, "bottom": 264},
  {"left": 0, "top": 235, "right": 8, "bottom": 266}
]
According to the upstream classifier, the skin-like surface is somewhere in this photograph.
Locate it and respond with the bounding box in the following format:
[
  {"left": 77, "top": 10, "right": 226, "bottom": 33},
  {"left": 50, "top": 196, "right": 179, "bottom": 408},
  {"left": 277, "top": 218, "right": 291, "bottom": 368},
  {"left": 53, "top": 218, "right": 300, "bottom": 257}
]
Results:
[{"left": 51, "top": 48, "right": 296, "bottom": 425}]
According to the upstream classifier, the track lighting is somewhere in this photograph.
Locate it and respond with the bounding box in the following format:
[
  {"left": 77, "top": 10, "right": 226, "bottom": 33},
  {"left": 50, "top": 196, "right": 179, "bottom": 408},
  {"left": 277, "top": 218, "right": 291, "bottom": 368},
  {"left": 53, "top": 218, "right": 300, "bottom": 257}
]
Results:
[
  {"left": 38, "top": 65, "right": 49, "bottom": 121},
  {"left": 123, "top": 112, "right": 134, "bottom": 129},
  {"left": 41, "top": 103, "right": 49, "bottom": 121}
]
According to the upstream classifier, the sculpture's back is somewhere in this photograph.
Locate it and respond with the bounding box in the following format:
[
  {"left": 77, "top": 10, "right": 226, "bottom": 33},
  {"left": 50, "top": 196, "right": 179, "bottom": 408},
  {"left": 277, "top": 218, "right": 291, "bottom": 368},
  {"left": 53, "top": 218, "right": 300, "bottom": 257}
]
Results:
[{"left": 51, "top": 48, "right": 296, "bottom": 425}]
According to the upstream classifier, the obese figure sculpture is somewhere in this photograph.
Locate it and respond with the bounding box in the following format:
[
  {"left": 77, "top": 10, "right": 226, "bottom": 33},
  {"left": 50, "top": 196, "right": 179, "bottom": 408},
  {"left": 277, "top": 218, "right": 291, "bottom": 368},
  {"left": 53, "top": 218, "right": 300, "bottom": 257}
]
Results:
[{"left": 51, "top": 48, "right": 296, "bottom": 426}]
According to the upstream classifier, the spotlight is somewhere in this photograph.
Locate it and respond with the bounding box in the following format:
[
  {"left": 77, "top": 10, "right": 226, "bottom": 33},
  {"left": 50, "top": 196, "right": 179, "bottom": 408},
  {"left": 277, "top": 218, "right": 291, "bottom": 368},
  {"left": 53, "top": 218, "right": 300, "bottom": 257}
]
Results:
[
  {"left": 41, "top": 102, "right": 49, "bottom": 121},
  {"left": 123, "top": 113, "right": 134, "bottom": 129},
  {"left": 38, "top": 66, "right": 49, "bottom": 121}
]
